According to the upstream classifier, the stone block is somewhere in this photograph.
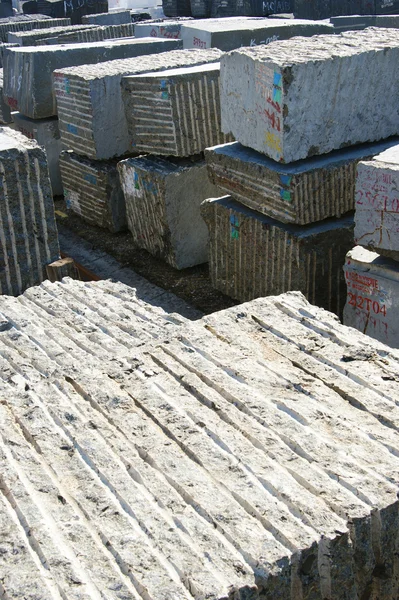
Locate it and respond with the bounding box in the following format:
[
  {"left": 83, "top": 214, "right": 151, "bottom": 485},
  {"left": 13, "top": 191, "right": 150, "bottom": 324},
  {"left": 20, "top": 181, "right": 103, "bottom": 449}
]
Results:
[
  {"left": 54, "top": 48, "right": 222, "bottom": 160},
  {"left": 0, "top": 42, "right": 17, "bottom": 67},
  {"left": 43, "top": 22, "right": 134, "bottom": 42},
  {"left": 64, "top": 0, "right": 108, "bottom": 25},
  {"left": 134, "top": 20, "right": 183, "bottom": 38},
  {"left": 221, "top": 28, "right": 399, "bottom": 163},
  {"left": 330, "top": 14, "right": 399, "bottom": 32},
  {"left": 60, "top": 150, "right": 127, "bottom": 232},
  {"left": 0, "top": 16, "right": 70, "bottom": 41},
  {"left": 343, "top": 245, "right": 399, "bottom": 348},
  {"left": 0, "top": 128, "right": 60, "bottom": 295},
  {"left": 162, "top": 0, "right": 192, "bottom": 18},
  {"left": 126, "top": 63, "right": 232, "bottom": 157},
  {"left": 13, "top": 113, "right": 63, "bottom": 196},
  {"left": 0, "top": 69, "right": 11, "bottom": 123},
  {"left": 201, "top": 195, "right": 354, "bottom": 315},
  {"left": 205, "top": 139, "right": 399, "bottom": 224},
  {"left": 81, "top": 8, "right": 131, "bottom": 24},
  {"left": 3, "top": 37, "right": 181, "bottom": 119},
  {"left": 354, "top": 144, "right": 399, "bottom": 260},
  {"left": 375, "top": 0, "right": 399, "bottom": 13},
  {"left": 7, "top": 23, "right": 96, "bottom": 44},
  {"left": 118, "top": 155, "right": 220, "bottom": 268},
  {"left": 180, "top": 16, "right": 333, "bottom": 51},
  {"left": 36, "top": 0, "right": 65, "bottom": 18}
]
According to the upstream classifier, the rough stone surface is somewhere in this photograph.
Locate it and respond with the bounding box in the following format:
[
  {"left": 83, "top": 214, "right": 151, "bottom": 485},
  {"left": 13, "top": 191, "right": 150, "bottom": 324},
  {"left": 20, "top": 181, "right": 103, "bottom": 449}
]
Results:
[
  {"left": 354, "top": 144, "right": 399, "bottom": 260},
  {"left": 0, "top": 69, "right": 11, "bottom": 124},
  {"left": 118, "top": 155, "right": 220, "bottom": 268},
  {"left": 4, "top": 37, "right": 182, "bottom": 119},
  {"left": 221, "top": 28, "right": 399, "bottom": 163},
  {"left": 126, "top": 63, "right": 232, "bottom": 156},
  {"left": 331, "top": 14, "right": 399, "bottom": 33},
  {"left": 180, "top": 16, "right": 333, "bottom": 51},
  {"left": 81, "top": 8, "right": 131, "bottom": 23},
  {"left": 1, "top": 279, "right": 399, "bottom": 598},
  {"left": 0, "top": 128, "right": 60, "bottom": 296},
  {"left": 0, "top": 16, "right": 70, "bottom": 41},
  {"left": 343, "top": 245, "right": 399, "bottom": 348},
  {"left": 7, "top": 23, "right": 96, "bottom": 44},
  {"left": 205, "top": 139, "right": 399, "bottom": 224},
  {"left": 201, "top": 195, "right": 354, "bottom": 315},
  {"left": 13, "top": 112, "right": 63, "bottom": 196},
  {"left": 134, "top": 20, "right": 183, "bottom": 38},
  {"left": 0, "top": 41, "right": 17, "bottom": 67},
  {"left": 60, "top": 149, "right": 127, "bottom": 232},
  {"left": 54, "top": 48, "right": 222, "bottom": 159},
  {"left": 51, "top": 22, "right": 135, "bottom": 42}
]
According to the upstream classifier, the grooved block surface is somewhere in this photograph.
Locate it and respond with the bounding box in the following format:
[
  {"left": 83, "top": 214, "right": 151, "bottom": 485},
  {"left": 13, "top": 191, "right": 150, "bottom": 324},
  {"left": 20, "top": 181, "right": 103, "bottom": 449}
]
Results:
[
  {"left": 54, "top": 48, "right": 222, "bottom": 159},
  {"left": 220, "top": 28, "right": 399, "bottom": 162},
  {"left": 126, "top": 62, "right": 232, "bottom": 156},
  {"left": 201, "top": 195, "right": 354, "bottom": 315},
  {"left": 118, "top": 155, "right": 220, "bottom": 268},
  {"left": 180, "top": 16, "right": 333, "bottom": 51},
  {"left": 4, "top": 37, "right": 181, "bottom": 119},
  {"left": 0, "top": 128, "right": 60, "bottom": 296},
  {"left": 7, "top": 24, "right": 96, "bottom": 44},
  {"left": 60, "top": 150, "right": 127, "bottom": 232},
  {"left": 205, "top": 139, "right": 399, "bottom": 224},
  {"left": 1, "top": 279, "right": 399, "bottom": 598},
  {"left": 0, "top": 69, "right": 11, "bottom": 124},
  {"left": 51, "top": 22, "right": 135, "bottom": 43},
  {"left": 343, "top": 245, "right": 399, "bottom": 348},
  {"left": 0, "top": 17, "right": 70, "bottom": 41},
  {"left": 81, "top": 9, "right": 131, "bottom": 24}
]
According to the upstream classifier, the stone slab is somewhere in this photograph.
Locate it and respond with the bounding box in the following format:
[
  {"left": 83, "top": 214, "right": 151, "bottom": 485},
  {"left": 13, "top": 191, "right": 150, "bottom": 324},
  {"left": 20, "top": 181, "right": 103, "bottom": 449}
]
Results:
[
  {"left": 125, "top": 62, "right": 232, "bottom": 156},
  {"left": 3, "top": 37, "right": 182, "bottom": 119},
  {"left": 162, "top": 0, "right": 192, "bottom": 17},
  {"left": 343, "top": 245, "right": 399, "bottom": 347},
  {"left": 0, "top": 68, "right": 11, "bottom": 123},
  {"left": 7, "top": 23, "right": 96, "bottom": 44},
  {"left": 180, "top": 16, "right": 333, "bottom": 51},
  {"left": 13, "top": 112, "right": 62, "bottom": 195},
  {"left": 331, "top": 13, "right": 399, "bottom": 32},
  {"left": 42, "top": 22, "right": 134, "bottom": 42},
  {"left": 0, "top": 128, "right": 60, "bottom": 295},
  {"left": 221, "top": 28, "right": 399, "bottom": 163},
  {"left": 0, "top": 16, "right": 70, "bottom": 41},
  {"left": 81, "top": 8, "right": 131, "bottom": 23},
  {"left": 134, "top": 20, "right": 183, "bottom": 38},
  {"left": 201, "top": 194, "right": 354, "bottom": 315},
  {"left": 2, "top": 279, "right": 399, "bottom": 597},
  {"left": 205, "top": 138, "right": 399, "bottom": 224},
  {"left": 118, "top": 155, "right": 220, "bottom": 268},
  {"left": 60, "top": 149, "right": 127, "bottom": 232},
  {"left": 354, "top": 144, "right": 399, "bottom": 259},
  {"left": 54, "top": 48, "right": 222, "bottom": 160}
]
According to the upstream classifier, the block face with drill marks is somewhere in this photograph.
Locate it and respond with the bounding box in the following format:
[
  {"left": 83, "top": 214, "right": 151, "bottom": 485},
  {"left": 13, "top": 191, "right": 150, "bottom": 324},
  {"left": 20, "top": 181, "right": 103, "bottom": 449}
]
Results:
[
  {"left": 205, "top": 139, "right": 399, "bottom": 224},
  {"left": 3, "top": 37, "right": 182, "bottom": 119},
  {"left": 354, "top": 144, "right": 399, "bottom": 260},
  {"left": 0, "top": 129, "right": 60, "bottom": 296},
  {"left": 2, "top": 279, "right": 399, "bottom": 597},
  {"left": 126, "top": 63, "right": 232, "bottom": 156},
  {"left": 118, "top": 155, "right": 220, "bottom": 268},
  {"left": 221, "top": 28, "right": 399, "bottom": 163},
  {"left": 0, "top": 17, "right": 71, "bottom": 42},
  {"left": 54, "top": 48, "right": 222, "bottom": 160},
  {"left": 7, "top": 24, "right": 97, "bottom": 45},
  {"left": 201, "top": 195, "right": 354, "bottom": 315}
]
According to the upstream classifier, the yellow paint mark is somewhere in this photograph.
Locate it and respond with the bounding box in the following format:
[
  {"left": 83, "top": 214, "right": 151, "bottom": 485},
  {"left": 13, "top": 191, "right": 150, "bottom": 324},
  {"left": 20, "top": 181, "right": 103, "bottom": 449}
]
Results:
[
  {"left": 55, "top": 210, "right": 68, "bottom": 218},
  {"left": 265, "top": 131, "right": 282, "bottom": 156}
]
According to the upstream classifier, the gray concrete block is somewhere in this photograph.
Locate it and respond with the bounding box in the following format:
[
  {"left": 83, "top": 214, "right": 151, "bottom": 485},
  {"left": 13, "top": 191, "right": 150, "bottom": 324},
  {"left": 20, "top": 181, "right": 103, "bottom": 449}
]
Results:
[
  {"left": 126, "top": 62, "right": 232, "bottom": 156},
  {"left": 0, "top": 68, "right": 11, "bottom": 124},
  {"left": 54, "top": 48, "right": 222, "bottom": 160},
  {"left": 331, "top": 14, "right": 399, "bottom": 33},
  {"left": 13, "top": 112, "right": 63, "bottom": 195},
  {"left": 354, "top": 144, "right": 399, "bottom": 260},
  {"left": 221, "top": 28, "right": 399, "bottom": 163},
  {"left": 50, "top": 22, "right": 135, "bottom": 42},
  {"left": 118, "top": 155, "right": 220, "bottom": 268},
  {"left": 134, "top": 20, "right": 182, "bottom": 38},
  {"left": 81, "top": 8, "right": 131, "bottom": 24},
  {"left": 3, "top": 37, "right": 182, "bottom": 119},
  {"left": 201, "top": 194, "right": 354, "bottom": 315},
  {"left": 205, "top": 139, "right": 399, "bottom": 224},
  {"left": 180, "top": 16, "right": 333, "bottom": 51},
  {"left": 7, "top": 23, "right": 96, "bottom": 44},
  {"left": 343, "top": 245, "right": 399, "bottom": 348},
  {"left": 0, "top": 17, "right": 70, "bottom": 41},
  {"left": 0, "top": 128, "right": 60, "bottom": 295},
  {"left": 60, "top": 149, "right": 127, "bottom": 232}
]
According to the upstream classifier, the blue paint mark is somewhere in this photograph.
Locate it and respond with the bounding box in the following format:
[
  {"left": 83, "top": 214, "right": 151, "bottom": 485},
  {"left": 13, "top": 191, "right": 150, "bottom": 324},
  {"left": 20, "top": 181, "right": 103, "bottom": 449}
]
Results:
[
  {"left": 67, "top": 123, "right": 78, "bottom": 134},
  {"left": 84, "top": 173, "right": 97, "bottom": 185},
  {"left": 280, "top": 174, "right": 292, "bottom": 186},
  {"left": 273, "top": 72, "right": 282, "bottom": 87},
  {"left": 230, "top": 214, "right": 240, "bottom": 239},
  {"left": 160, "top": 79, "right": 167, "bottom": 88},
  {"left": 280, "top": 189, "right": 291, "bottom": 202},
  {"left": 161, "top": 91, "right": 168, "bottom": 100}
]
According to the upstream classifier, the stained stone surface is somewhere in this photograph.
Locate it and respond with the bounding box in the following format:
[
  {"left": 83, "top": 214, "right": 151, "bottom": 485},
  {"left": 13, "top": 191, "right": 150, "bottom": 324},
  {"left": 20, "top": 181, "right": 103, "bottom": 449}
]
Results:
[
  {"left": 7, "top": 23, "right": 96, "bottom": 44},
  {"left": 0, "top": 128, "right": 60, "bottom": 296},
  {"left": 343, "top": 245, "right": 399, "bottom": 348},
  {"left": 60, "top": 149, "right": 127, "bottom": 232},
  {"left": 1, "top": 278, "right": 399, "bottom": 598},
  {"left": 125, "top": 62, "right": 232, "bottom": 156},
  {"left": 134, "top": 20, "right": 183, "bottom": 38},
  {"left": 205, "top": 139, "right": 399, "bottom": 224},
  {"left": 118, "top": 155, "right": 220, "bottom": 268},
  {"left": 0, "top": 69, "right": 11, "bottom": 124},
  {"left": 0, "top": 16, "right": 70, "bottom": 41},
  {"left": 180, "top": 16, "right": 333, "bottom": 51},
  {"left": 4, "top": 37, "right": 181, "bottom": 119},
  {"left": 354, "top": 144, "right": 399, "bottom": 260},
  {"left": 201, "top": 195, "right": 354, "bottom": 315},
  {"left": 54, "top": 48, "right": 222, "bottom": 159},
  {"left": 221, "top": 28, "right": 399, "bottom": 162},
  {"left": 81, "top": 8, "right": 131, "bottom": 24}
]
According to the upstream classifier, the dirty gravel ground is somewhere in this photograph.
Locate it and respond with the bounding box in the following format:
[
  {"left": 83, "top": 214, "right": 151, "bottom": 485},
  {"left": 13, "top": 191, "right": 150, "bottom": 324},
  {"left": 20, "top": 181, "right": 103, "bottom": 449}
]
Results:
[{"left": 54, "top": 197, "right": 238, "bottom": 315}]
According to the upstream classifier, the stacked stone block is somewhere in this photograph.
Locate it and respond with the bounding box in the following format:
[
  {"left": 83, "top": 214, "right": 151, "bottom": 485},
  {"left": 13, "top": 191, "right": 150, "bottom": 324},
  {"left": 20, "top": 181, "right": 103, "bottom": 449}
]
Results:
[
  {"left": 0, "top": 16, "right": 70, "bottom": 41},
  {"left": 81, "top": 9, "right": 131, "bottom": 24},
  {"left": 50, "top": 22, "right": 134, "bottom": 43},
  {"left": 7, "top": 23, "right": 97, "bottom": 44},
  {"left": 0, "top": 68, "right": 11, "bottom": 123},
  {"left": 134, "top": 20, "right": 183, "bottom": 39},
  {"left": 0, "top": 128, "right": 60, "bottom": 295}
]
